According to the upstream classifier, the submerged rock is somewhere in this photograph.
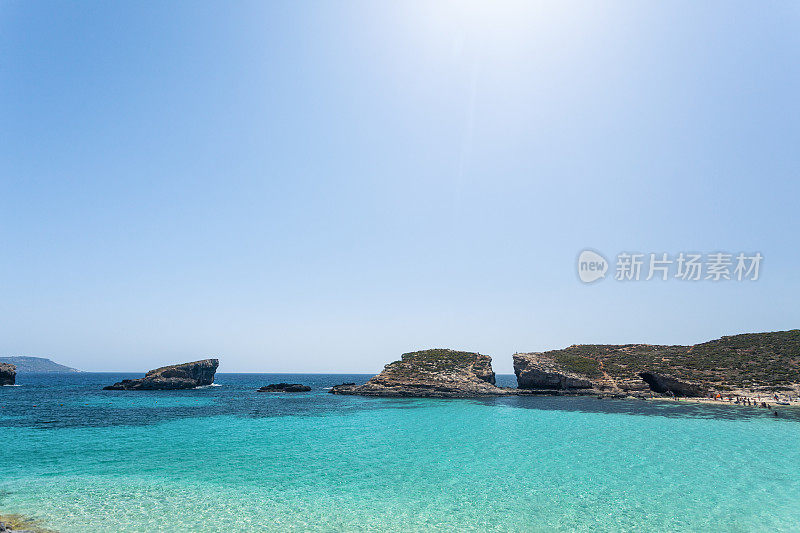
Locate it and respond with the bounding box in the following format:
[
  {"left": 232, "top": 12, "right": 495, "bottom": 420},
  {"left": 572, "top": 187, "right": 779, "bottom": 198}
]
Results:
[
  {"left": 0, "top": 512, "right": 53, "bottom": 533},
  {"left": 0, "top": 363, "right": 15, "bottom": 386},
  {"left": 639, "top": 371, "right": 706, "bottom": 397},
  {"left": 103, "top": 359, "right": 219, "bottom": 390},
  {"left": 329, "top": 349, "right": 512, "bottom": 398},
  {"left": 257, "top": 383, "right": 311, "bottom": 392}
]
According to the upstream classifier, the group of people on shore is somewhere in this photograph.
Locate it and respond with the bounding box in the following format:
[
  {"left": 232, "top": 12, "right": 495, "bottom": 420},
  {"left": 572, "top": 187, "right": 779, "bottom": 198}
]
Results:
[{"left": 707, "top": 392, "right": 798, "bottom": 416}]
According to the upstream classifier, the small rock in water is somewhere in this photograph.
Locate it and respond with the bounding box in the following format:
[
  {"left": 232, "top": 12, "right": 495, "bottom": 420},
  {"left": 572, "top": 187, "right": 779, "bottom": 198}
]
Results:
[
  {"left": 0, "top": 363, "right": 16, "bottom": 386},
  {"left": 257, "top": 383, "right": 311, "bottom": 392}
]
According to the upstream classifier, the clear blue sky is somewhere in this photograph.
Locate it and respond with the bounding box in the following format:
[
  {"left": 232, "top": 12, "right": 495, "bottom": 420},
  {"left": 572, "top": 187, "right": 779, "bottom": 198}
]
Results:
[{"left": 2, "top": 1, "right": 799, "bottom": 372}]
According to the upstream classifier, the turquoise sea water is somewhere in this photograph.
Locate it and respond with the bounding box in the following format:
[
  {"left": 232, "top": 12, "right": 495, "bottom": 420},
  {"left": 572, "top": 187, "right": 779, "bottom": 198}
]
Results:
[{"left": 2, "top": 373, "right": 800, "bottom": 532}]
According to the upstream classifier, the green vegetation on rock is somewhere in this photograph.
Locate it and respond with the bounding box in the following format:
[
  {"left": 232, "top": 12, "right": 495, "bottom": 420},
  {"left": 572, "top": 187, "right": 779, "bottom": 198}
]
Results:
[
  {"left": 545, "top": 330, "right": 800, "bottom": 390},
  {"left": 551, "top": 353, "right": 602, "bottom": 378},
  {"left": 399, "top": 349, "right": 483, "bottom": 372}
]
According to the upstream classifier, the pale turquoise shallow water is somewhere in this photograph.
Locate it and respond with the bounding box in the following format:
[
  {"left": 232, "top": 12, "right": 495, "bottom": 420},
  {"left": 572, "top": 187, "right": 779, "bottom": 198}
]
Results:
[{"left": 2, "top": 373, "right": 800, "bottom": 532}]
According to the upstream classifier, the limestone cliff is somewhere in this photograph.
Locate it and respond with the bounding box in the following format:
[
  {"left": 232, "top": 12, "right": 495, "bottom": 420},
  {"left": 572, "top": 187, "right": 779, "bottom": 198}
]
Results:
[
  {"left": 514, "top": 331, "right": 800, "bottom": 397},
  {"left": 330, "top": 349, "right": 512, "bottom": 398},
  {"left": 513, "top": 353, "right": 593, "bottom": 391}
]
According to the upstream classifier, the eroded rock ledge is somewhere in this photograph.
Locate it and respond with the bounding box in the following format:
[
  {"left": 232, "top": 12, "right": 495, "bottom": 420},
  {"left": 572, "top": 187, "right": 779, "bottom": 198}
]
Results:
[
  {"left": 513, "top": 348, "right": 709, "bottom": 398},
  {"left": 513, "top": 353, "right": 593, "bottom": 391},
  {"left": 0, "top": 363, "right": 15, "bottom": 386},
  {"left": 103, "top": 359, "right": 219, "bottom": 390},
  {"left": 330, "top": 349, "right": 515, "bottom": 398},
  {"left": 639, "top": 371, "right": 706, "bottom": 397}
]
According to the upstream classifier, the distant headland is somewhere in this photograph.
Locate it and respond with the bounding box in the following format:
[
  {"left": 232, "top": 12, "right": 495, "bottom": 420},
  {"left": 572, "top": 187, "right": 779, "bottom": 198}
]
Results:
[{"left": 0, "top": 356, "right": 80, "bottom": 373}]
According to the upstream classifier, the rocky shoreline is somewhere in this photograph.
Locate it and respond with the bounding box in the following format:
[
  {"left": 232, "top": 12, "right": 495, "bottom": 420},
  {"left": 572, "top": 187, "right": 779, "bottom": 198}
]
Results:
[
  {"left": 510, "top": 330, "right": 800, "bottom": 402},
  {"left": 327, "top": 348, "right": 703, "bottom": 400},
  {"left": 5, "top": 331, "right": 798, "bottom": 404},
  {"left": 331, "top": 331, "right": 800, "bottom": 402}
]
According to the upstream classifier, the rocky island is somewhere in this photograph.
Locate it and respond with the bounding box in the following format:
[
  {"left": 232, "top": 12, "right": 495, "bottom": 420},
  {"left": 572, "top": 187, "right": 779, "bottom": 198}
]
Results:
[
  {"left": 514, "top": 330, "right": 800, "bottom": 398},
  {"left": 330, "top": 349, "right": 515, "bottom": 398},
  {"left": 103, "top": 359, "right": 219, "bottom": 390},
  {"left": 257, "top": 383, "right": 311, "bottom": 392},
  {"left": 0, "top": 363, "right": 15, "bottom": 386}
]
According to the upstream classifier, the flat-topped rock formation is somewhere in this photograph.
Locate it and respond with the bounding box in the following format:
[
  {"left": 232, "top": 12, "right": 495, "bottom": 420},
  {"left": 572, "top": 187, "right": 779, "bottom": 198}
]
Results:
[
  {"left": 0, "top": 363, "right": 15, "bottom": 386},
  {"left": 330, "top": 349, "right": 514, "bottom": 398},
  {"left": 103, "top": 359, "right": 219, "bottom": 390},
  {"left": 515, "top": 330, "right": 800, "bottom": 397},
  {"left": 257, "top": 383, "right": 311, "bottom": 392}
]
